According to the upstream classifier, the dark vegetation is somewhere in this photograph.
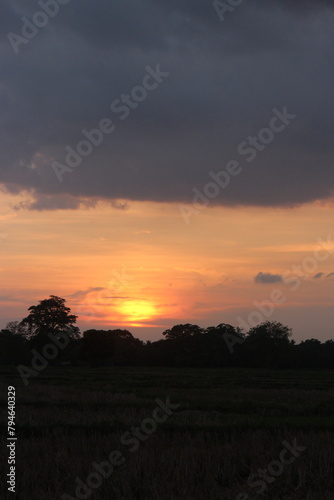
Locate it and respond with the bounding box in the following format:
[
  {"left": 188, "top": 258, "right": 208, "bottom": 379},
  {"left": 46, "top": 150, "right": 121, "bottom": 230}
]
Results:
[
  {"left": 1, "top": 297, "right": 334, "bottom": 499},
  {"left": 1, "top": 296, "right": 334, "bottom": 369}
]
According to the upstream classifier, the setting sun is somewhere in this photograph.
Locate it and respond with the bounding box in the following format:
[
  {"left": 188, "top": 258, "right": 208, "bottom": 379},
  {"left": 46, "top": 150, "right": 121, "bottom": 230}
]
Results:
[{"left": 118, "top": 300, "right": 157, "bottom": 324}]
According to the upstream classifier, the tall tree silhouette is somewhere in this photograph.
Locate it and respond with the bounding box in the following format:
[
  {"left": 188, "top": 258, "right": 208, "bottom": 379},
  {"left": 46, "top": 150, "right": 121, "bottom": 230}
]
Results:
[
  {"left": 20, "top": 295, "right": 79, "bottom": 340},
  {"left": 162, "top": 324, "right": 203, "bottom": 340}
]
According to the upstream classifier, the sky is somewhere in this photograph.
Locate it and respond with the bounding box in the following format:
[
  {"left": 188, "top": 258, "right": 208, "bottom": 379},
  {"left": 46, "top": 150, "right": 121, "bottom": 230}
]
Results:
[{"left": 1, "top": 0, "right": 334, "bottom": 342}]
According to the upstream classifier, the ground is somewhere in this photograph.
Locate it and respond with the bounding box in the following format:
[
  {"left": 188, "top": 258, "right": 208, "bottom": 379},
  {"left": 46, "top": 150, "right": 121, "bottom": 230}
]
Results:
[{"left": 1, "top": 367, "right": 334, "bottom": 499}]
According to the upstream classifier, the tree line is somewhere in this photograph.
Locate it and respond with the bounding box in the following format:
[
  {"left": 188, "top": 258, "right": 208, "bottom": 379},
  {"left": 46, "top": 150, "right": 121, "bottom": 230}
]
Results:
[{"left": 1, "top": 296, "right": 333, "bottom": 369}]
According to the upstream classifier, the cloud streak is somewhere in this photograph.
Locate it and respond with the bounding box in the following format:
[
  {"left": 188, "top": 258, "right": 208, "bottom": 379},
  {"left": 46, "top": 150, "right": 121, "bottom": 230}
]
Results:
[{"left": 254, "top": 272, "right": 283, "bottom": 285}]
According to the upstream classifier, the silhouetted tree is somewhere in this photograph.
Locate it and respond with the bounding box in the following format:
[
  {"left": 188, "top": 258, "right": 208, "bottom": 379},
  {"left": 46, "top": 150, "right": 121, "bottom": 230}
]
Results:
[
  {"left": 20, "top": 295, "right": 80, "bottom": 340},
  {"left": 5, "top": 321, "right": 31, "bottom": 338},
  {"left": 2, "top": 307, "right": 334, "bottom": 369},
  {"left": 160, "top": 324, "right": 204, "bottom": 366},
  {"left": 241, "top": 321, "right": 294, "bottom": 368},
  {"left": 294, "top": 338, "right": 326, "bottom": 369},
  {"left": 162, "top": 324, "right": 203, "bottom": 340},
  {"left": 0, "top": 329, "right": 29, "bottom": 365},
  {"left": 81, "top": 329, "right": 143, "bottom": 366},
  {"left": 203, "top": 323, "right": 245, "bottom": 367}
]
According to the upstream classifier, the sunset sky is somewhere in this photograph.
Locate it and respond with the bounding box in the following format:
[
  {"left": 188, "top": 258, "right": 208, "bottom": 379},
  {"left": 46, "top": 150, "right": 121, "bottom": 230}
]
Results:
[{"left": 1, "top": 0, "right": 334, "bottom": 342}]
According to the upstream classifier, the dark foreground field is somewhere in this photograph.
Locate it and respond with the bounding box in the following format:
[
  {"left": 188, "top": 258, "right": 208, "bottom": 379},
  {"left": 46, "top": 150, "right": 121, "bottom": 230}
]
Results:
[{"left": 1, "top": 367, "right": 334, "bottom": 500}]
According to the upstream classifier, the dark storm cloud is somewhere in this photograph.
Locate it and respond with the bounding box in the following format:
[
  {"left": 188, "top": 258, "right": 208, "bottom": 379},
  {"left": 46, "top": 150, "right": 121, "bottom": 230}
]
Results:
[
  {"left": 1, "top": 0, "right": 334, "bottom": 209},
  {"left": 254, "top": 272, "right": 283, "bottom": 284}
]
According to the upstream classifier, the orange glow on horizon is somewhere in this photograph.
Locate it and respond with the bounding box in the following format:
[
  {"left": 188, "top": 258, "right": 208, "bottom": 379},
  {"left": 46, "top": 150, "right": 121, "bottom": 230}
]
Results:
[{"left": 1, "top": 193, "right": 334, "bottom": 341}]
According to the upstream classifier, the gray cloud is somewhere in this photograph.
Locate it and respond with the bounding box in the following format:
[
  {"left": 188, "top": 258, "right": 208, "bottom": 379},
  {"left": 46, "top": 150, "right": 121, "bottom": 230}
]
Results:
[
  {"left": 313, "top": 272, "right": 334, "bottom": 280},
  {"left": 254, "top": 272, "right": 283, "bottom": 284},
  {"left": 68, "top": 288, "right": 130, "bottom": 302},
  {"left": 1, "top": 0, "right": 334, "bottom": 209},
  {"left": 10, "top": 192, "right": 129, "bottom": 211},
  {"left": 13, "top": 194, "right": 99, "bottom": 211},
  {"left": 68, "top": 287, "right": 105, "bottom": 300}
]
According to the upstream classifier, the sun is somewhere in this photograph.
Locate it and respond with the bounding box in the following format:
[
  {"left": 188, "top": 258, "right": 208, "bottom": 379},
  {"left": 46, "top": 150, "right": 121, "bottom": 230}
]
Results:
[{"left": 118, "top": 300, "right": 157, "bottom": 323}]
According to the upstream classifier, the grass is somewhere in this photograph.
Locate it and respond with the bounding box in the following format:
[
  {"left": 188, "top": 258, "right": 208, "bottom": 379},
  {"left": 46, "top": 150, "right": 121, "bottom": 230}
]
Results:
[{"left": 1, "top": 367, "right": 334, "bottom": 499}]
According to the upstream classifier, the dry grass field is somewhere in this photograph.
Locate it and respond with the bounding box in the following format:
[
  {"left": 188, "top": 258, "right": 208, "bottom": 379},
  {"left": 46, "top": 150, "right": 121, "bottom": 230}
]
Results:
[{"left": 1, "top": 367, "right": 334, "bottom": 499}]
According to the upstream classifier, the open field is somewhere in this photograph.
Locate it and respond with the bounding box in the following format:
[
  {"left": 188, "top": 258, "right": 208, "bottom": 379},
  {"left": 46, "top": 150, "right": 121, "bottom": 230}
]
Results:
[{"left": 1, "top": 367, "right": 334, "bottom": 499}]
